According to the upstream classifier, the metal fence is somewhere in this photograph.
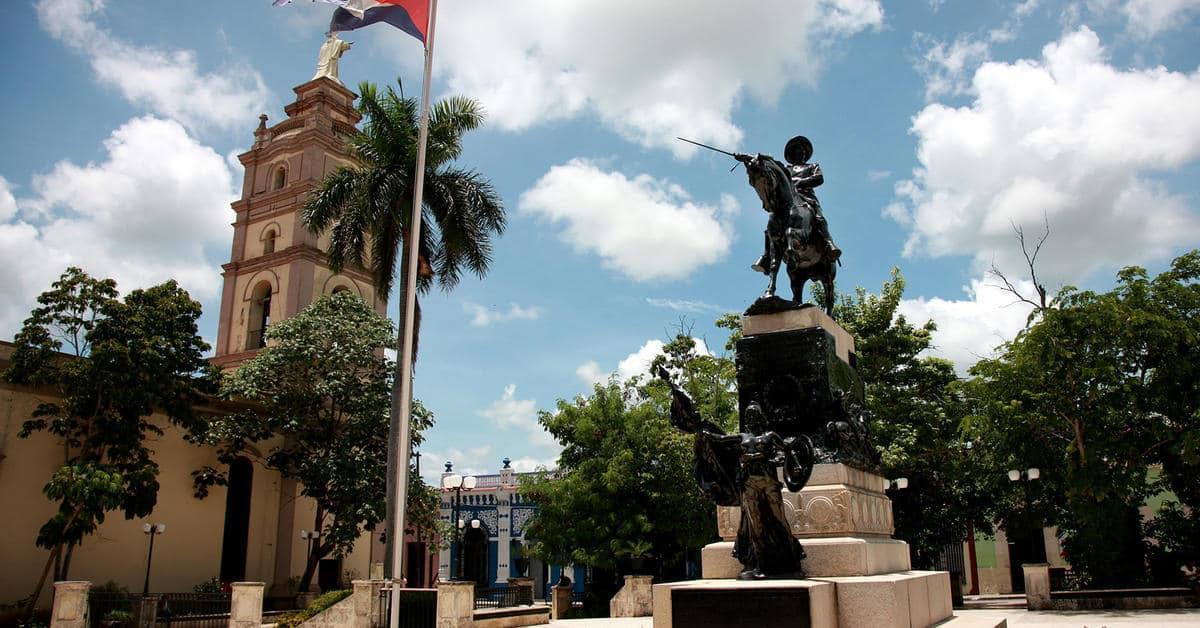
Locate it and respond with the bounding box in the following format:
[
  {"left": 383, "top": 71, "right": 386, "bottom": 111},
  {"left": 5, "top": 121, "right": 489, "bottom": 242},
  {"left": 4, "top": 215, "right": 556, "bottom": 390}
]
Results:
[
  {"left": 377, "top": 585, "right": 436, "bottom": 628},
  {"left": 473, "top": 586, "right": 533, "bottom": 610},
  {"left": 1050, "top": 568, "right": 1086, "bottom": 591},
  {"left": 88, "top": 592, "right": 231, "bottom": 628}
]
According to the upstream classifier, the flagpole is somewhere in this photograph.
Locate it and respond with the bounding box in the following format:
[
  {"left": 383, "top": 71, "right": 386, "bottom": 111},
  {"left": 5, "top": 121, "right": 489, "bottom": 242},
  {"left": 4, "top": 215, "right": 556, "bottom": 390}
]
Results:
[{"left": 391, "top": 1, "right": 438, "bottom": 627}]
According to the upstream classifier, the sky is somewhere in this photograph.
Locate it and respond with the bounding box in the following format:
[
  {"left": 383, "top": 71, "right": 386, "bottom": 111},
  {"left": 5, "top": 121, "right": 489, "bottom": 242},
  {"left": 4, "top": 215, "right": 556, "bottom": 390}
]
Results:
[{"left": 1, "top": 0, "right": 1198, "bottom": 482}]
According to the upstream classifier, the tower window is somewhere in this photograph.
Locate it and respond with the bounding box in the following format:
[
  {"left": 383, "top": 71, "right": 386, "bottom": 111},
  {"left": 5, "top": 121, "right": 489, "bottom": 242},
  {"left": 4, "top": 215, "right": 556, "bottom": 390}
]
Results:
[
  {"left": 263, "top": 229, "right": 276, "bottom": 254},
  {"left": 247, "top": 281, "right": 273, "bottom": 350},
  {"left": 272, "top": 166, "right": 287, "bottom": 190}
]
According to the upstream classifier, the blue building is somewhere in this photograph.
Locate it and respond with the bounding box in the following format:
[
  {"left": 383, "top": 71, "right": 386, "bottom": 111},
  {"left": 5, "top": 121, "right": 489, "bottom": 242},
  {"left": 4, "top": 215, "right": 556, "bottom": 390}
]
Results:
[{"left": 438, "top": 458, "right": 585, "bottom": 599}]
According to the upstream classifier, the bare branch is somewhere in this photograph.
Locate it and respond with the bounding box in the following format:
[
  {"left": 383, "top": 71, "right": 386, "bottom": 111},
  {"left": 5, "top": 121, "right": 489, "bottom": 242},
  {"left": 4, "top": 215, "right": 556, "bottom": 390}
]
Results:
[{"left": 986, "top": 216, "right": 1051, "bottom": 312}]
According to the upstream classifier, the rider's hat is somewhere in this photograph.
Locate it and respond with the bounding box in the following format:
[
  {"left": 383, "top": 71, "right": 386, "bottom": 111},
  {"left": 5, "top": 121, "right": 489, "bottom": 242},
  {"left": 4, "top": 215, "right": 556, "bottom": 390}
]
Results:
[{"left": 784, "top": 135, "right": 813, "bottom": 164}]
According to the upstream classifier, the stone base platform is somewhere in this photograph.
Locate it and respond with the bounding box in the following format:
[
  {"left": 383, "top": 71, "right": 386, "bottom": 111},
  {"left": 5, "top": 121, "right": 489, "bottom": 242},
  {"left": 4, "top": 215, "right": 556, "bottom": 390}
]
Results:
[
  {"left": 652, "top": 578, "right": 837, "bottom": 628},
  {"left": 651, "top": 571, "right": 952, "bottom": 628},
  {"left": 702, "top": 536, "right": 911, "bottom": 579},
  {"left": 814, "top": 571, "right": 952, "bottom": 628}
]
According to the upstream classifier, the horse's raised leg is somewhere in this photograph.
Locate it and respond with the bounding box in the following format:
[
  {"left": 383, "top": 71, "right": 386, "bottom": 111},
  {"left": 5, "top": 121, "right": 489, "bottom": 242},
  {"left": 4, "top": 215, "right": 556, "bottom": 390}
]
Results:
[
  {"left": 790, "top": 271, "right": 808, "bottom": 305},
  {"left": 822, "top": 268, "right": 836, "bottom": 317},
  {"left": 763, "top": 261, "right": 780, "bottom": 299}
]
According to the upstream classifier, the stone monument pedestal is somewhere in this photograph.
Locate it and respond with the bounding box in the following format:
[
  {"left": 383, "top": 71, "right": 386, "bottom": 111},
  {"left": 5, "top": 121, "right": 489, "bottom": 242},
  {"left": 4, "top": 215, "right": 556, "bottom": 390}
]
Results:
[
  {"left": 652, "top": 309, "right": 955, "bottom": 627},
  {"left": 681, "top": 464, "right": 953, "bottom": 627},
  {"left": 653, "top": 579, "right": 838, "bottom": 628}
]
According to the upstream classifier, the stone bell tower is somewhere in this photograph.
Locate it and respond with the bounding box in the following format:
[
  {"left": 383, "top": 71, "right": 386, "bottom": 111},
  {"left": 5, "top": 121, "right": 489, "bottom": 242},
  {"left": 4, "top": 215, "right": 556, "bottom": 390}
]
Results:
[{"left": 212, "top": 77, "right": 386, "bottom": 369}]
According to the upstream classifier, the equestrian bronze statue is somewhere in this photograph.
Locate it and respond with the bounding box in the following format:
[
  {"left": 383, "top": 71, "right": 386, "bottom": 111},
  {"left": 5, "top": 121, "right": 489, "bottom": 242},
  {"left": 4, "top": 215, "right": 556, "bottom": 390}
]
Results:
[{"left": 679, "top": 135, "right": 841, "bottom": 315}]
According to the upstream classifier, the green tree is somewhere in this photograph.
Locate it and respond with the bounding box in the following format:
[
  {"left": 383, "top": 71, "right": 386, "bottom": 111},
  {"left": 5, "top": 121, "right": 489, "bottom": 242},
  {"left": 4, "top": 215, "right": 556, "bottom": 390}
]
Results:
[
  {"left": 962, "top": 251, "right": 1200, "bottom": 586},
  {"left": 834, "top": 270, "right": 998, "bottom": 567},
  {"left": 301, "top": 81, "right": 505, "bottom": 571},
  {"left": 523, "top": 329, "right": 737, "bottom": 602},
  {"left": 4, "top": 268, "right": 212, "bottom": 612},
  {"left": 190, "top": 292, "right": 434, "bottom": 591}
]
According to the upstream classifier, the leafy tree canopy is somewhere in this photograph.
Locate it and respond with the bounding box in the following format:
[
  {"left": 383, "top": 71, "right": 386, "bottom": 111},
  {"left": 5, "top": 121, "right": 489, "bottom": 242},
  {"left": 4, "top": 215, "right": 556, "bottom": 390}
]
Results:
[
  {"left": 963, "top": 249, "right": 1200, "bottom": 586},
  {"left": 833, "top": 269, "right": 999, "bottom": 567},
  {"left": 522, "top": 331, "right": 737, "bottom": 581},
  {"left": 190, "top": 292, "right": 435, "bottom": 590},
  {"left": 4, "top": 267, "right": 212, "bottom": 604}
]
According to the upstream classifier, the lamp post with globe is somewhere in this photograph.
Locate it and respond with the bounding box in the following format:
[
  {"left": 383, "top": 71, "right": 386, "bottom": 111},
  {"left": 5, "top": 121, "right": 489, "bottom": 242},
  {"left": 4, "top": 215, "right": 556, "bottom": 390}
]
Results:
[{"left": 441, "top": 464, "right": 477, "bottom": 581}]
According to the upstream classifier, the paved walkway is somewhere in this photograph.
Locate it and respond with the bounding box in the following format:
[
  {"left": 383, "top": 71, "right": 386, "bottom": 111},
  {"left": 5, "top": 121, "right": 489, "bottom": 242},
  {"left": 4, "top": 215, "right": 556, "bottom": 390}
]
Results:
[{"left": 529, "top": 609, "right": 1200, "bottom": 626}]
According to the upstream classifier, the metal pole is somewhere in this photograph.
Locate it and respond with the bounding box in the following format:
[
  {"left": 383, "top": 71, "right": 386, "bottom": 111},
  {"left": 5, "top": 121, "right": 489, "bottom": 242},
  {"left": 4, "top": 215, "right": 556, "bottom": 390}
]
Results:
[
  {"left": 390, "top": 5, "right": 439, "bottom": 628},
  {"left": 966, "top": 521, "right": 980, "bottom": 596},
  {"left": 142, "top": 531, "right": 156, "bottom": 596},
  {"left": 455, "top": 489, "right": 464, "bottom": 581}
]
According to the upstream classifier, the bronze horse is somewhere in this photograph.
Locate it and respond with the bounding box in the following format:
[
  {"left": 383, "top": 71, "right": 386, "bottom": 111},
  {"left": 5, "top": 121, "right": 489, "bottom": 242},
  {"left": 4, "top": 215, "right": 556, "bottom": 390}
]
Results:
[{"left": 742, "top": 155, "right": 837, "bottom": 315}]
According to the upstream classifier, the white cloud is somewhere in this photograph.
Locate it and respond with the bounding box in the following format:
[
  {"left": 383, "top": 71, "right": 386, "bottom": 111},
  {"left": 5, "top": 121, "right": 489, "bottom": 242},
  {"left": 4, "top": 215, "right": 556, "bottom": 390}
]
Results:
[
  {"left": 915, "top": 33, "right": 992, "bottom": 101},
  {"left": 644, "top": 297, "right": 726, "bottom": 314},
  {"left": 616, "top": 340, "right": 670, "bottom": 383},
  {"left": 889, "top": 27, "right": 1200, "bottom": 283},
  {"left": 35, "top": 0, "right": 270, "bottom": 133},
  {"left": 424, "top": 445, "right": 496, "bottom": 480},
  {"left": 575, "top": 361, "right": 607, "bottom": 387},
  {"left": 1122, "top": 0, "right": 1200, "bottom": 38},
  {"left": 463, "top": 302, "right": 544, "bottom": 327},
  {"left": 478, "top": 385, "right": 558, "bottom": 450},
  {"left": 0, "top": 177, "right": 15, "bottom": 222},
  {"left": 1015, "top": 0, "right": 1041, "bottom": 16},
  {"left": 520, "top": 159, "right": 739, "bottom": 282},
  {"left": 898, "top": 277, "right": 1037, "bottom": 373},
  {"left": 506, "top": 456, "right": 558, "bottom": 473},
  {"left": 867, "top": 169, "right": 893, "bottom": 182},
  {"left": 576, "top": 337, "right": 713, "bottom": 386},
  {"left": 0, "top": 116, "right": 236, "bottom": 337},
  {"left": 409, "top": 0, "right": 883, "bottom": 157}
]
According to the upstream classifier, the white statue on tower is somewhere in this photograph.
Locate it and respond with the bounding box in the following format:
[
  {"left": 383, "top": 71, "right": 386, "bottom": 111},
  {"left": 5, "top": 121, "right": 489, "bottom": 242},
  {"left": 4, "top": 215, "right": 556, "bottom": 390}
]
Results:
[{"left": 314, "top": 32, "right": 353, "bottom": 83}]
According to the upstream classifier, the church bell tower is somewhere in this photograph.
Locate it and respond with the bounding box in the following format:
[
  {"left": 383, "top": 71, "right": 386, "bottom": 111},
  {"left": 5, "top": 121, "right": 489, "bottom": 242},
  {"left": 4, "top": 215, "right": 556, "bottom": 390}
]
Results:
[{"left": 212, "top": 76, "right": 386, "bottom": 369}]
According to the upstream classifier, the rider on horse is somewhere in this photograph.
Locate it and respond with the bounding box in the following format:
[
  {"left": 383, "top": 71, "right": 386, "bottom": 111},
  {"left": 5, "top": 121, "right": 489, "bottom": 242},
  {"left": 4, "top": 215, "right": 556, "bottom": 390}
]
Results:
[{"left": 741, "top": 135, "right": 840, "bottom": 274}]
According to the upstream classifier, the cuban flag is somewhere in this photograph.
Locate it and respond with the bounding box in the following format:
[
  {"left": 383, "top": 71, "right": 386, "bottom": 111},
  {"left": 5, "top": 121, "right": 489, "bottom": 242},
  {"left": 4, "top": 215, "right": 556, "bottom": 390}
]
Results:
[
  {"left": 272, "top": 0, "right": 348, "bottom": 6},
  {"left": 329, "top": 0, "right": 430, "bottom": 44}
]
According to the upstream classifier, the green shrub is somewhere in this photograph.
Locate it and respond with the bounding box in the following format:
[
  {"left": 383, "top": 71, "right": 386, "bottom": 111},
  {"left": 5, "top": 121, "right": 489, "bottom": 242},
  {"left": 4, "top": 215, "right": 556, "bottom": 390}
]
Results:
[
  {"left": 104, "top": 610, "right": 133, "bottom": 622},
  {"left": 274, "top": 589, "right": 351, "bottom": 628},
  {"left": 193, "top": 577, "right": 222, "bottom": 594}
]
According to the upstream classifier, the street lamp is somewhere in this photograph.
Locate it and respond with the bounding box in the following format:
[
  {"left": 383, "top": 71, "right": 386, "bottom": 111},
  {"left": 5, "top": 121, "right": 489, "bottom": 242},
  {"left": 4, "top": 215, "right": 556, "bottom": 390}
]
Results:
[
  {"left": 300, "top": 529, "right": 321, "bottom": 562},
  {"left": 1008, "top": 468, "right": 1040, "bottom": 482},
  {"left": 141, "top": 523, "right": 166, "bottom": 596},
  {"left": 442, "top": 468, "right": 477, "bottom": 581}
]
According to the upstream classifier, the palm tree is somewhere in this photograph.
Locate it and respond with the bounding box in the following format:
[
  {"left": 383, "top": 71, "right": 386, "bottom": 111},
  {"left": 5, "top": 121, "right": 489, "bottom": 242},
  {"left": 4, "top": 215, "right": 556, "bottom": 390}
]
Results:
[{"left": 301, "top": 79, "right": 505, "bottom": 577}]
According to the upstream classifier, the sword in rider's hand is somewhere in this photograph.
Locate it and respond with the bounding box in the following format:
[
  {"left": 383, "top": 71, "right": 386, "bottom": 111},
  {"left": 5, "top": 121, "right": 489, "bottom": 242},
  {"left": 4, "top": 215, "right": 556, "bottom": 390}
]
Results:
[{"left": 676, "top": 137, "right": 751, "bottom": 171}]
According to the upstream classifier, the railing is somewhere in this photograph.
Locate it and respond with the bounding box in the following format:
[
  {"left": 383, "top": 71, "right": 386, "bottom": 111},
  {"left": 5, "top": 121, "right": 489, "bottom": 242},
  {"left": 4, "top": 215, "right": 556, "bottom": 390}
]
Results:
[
  {"left": 377, "top": 584, "right": 437, "bottom": 628},
  {"left": 1050, "top": 568, "right": 1087, "bottom": 592},
  {"left": 570, "top": 590, "right": 586, "bottom": 608},
  {"left": 474, "top": 586, "right": 533, "bottom": 610},
  {"left": 88, "top": 592, "right": 231, "bottom": 628}
]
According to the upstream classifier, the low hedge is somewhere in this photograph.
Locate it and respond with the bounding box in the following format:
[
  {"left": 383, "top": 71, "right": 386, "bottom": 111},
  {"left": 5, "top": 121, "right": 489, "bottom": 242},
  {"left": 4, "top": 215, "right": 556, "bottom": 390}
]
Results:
[{"left": 273, "top": 589, "right": 351, "bottom": 628}]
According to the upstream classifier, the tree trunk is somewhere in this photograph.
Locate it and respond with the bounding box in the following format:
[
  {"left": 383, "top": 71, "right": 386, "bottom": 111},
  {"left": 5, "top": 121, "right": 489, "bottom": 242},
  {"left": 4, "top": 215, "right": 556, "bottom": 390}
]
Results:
[
  {"left": 25, "top": 507, "right": 83, "bottom": 619},
  {"left": 1072, "top": 418, "right": 1087, "bottom": 466},
  {"left": 24, "top": 543, "right": 64, "bottom": 621},
  {"left": 55, "top": 542, "right": 77, "bottom": 582},
  {"left": 298, "top": 509, "right": 326, "bottom": 592}
]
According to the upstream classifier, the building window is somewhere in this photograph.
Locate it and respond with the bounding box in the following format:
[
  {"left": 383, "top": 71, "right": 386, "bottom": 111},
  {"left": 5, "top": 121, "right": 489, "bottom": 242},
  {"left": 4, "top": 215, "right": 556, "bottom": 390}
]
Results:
[
  {"left": 263, "top": 229, "right": 276, "bottom": 254},
  {"left": 246, "top": 282, "right": 272, "bottom": 350},
  {"left": 272, "top": 166, "right": 287, "bottom": 190}
]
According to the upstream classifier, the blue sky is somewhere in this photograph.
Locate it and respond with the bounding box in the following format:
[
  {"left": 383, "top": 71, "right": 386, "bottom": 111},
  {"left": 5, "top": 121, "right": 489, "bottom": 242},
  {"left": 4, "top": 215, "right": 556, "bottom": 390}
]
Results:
[{"left": 2, "top": 0, "right": 1198, "bottom": 481}]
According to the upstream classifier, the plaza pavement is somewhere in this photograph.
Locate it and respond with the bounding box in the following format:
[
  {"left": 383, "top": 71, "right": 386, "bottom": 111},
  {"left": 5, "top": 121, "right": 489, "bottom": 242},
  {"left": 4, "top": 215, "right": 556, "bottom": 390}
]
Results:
[{"left": 529, "top": 608, "right": 1200, "bottom": 626}]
